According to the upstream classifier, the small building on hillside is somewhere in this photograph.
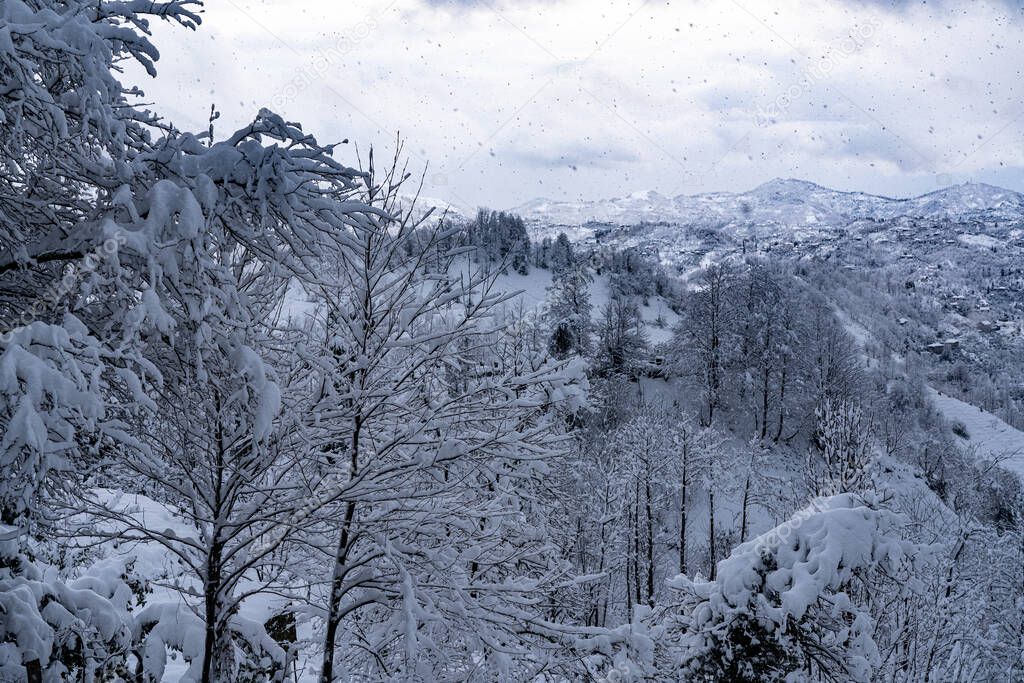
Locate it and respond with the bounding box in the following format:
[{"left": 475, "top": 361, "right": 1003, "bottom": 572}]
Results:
[{"left": 924, "top": 339, "right": 960, "bottom": 355}]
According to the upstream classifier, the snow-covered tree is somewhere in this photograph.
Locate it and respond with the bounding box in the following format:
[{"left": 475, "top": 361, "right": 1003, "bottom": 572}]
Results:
[
  {"left": 672, "top": 265, "right": 735, "bottom": 426},
  {"left": 0, "top": 1, "right": 381, "bottom": 679},
  {"left": 594, "top": 297, "right": 648, "bottom": 378},
  {"left": 297, "top": 168, "right": 585, "bottom": 681},
  {"left": 0, "top": 0, "right": 196, "bottom": 534},
  {"left": 609, "top": 408, "right": 677, "bottom": 613},
  {"left": 549, "top": 232, "right": 575, "bottom": 275},
  {"left": 466, "top": 209, "right": 531, "bottom": 274},
  {"left": 807, "top": 399, "right": 874, "bottom": 496}
]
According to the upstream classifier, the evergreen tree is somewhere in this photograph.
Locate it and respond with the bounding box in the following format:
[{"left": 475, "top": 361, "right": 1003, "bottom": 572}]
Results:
[
  {"left": 546, "top": 263, "right": 593, "bottom": 358},
  {"left": 551, "top": 232, "right": 575, "bottom": 274}
]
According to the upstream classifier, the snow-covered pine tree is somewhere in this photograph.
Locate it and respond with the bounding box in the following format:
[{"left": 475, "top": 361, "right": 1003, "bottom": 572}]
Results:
[
  {"left": 466, "top": 209, "right": 531, "bottom": 274},
  {"left": 545, "top": 261, "right": 593, "bottom": 358},
  {"left": 549, "top": 233, "right": 575, "bottom": 275}
]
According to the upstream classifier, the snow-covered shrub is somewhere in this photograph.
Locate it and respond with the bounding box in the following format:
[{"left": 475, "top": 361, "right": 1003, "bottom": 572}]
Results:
[
  {"left": 0, "top": 526, "right": 134, "bottom": 682},
  {"left": 0, "top": 317, "right": 132, "bottom": 527},
  {"left": 659, "top": 494, "right": 912, "bottom": 682},
  {"left": 133, "top": 603, "right": 286, "bottom": 683}
]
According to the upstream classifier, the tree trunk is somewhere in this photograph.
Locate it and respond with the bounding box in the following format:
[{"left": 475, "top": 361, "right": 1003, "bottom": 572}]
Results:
[
  {"left": 708, "top": 488, "right": 717, "bottom": 581},
  {"left": 201, "top": 534, "right": 223, "bottom": 683},
  {"left": 679, "top": 452, "right": 688, "bottom": 575},
  {"left": 320, "top": 499, "right": 357, "bottom": 683},
  {"left": 203, "top": 412, "right": 227, "bottom": 683},
  {"left": 320, "top": 415, "right": 361, "bottom": 683},
  {"left": 624, "top": 512, "right": 634, "bottom": 620},
  {"left": 576, "top": 516, "right": 585, "bottom": 573},
  {"left": 707, "top": 332, "right": 719, "bottom": 428},
  {"left": 739, "top": 450, "right": 755, "bottom": 543},
  {"left": 760, "top": 362, "right": 771, "bottom": 440},
  {"left": 774, "top": 353, "right": 788, "bottom": 442},
  {"left": 596, "top": 480, "right": 612, "bottom": 628},
  {"left": 739, "top": 477, "right": 751, "bottom": 545},
  {"left": 645, "top": 478, "right": 654, "bottom": 606},
  {"left": 633, "top": 478, "right": 642, "bottom": 609}
]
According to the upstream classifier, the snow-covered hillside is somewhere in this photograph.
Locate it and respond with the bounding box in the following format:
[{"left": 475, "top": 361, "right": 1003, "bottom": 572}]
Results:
[
  {"left": 284, "top": 261, "right": 681, "bottom": 345},
  {"left": 485, "top": 266, "right": 679, "bottom": 344}
]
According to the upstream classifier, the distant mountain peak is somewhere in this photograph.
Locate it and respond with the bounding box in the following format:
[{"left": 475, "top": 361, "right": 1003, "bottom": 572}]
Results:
[
  {"left": 750, "top": 178, "right": 827, "bottom": 194},
  {"left": 914, "top": 182, "right": 1024, "bottom": 211},
  {"left": 397, "top": 194, "right": 471, "bottom": 221}
]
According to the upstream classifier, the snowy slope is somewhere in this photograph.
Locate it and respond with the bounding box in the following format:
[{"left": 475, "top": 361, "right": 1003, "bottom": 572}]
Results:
[
  {"left": 927, "top": 387, "right": 1024, "bottom": 478},
  {"left": 832, "top": 305, "right": 1024, "bottom": 480},
  {"left": 486, "top": 264, "right": 679, "bottom": 345},
  {"left": 279, "top": 262, "right": 679, "bottom": 346}
]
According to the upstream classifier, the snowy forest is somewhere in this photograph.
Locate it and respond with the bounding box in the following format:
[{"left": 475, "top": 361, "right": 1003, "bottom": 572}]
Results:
[{"left": 4, "top": 1, "right": 1024, "bottom": 682}]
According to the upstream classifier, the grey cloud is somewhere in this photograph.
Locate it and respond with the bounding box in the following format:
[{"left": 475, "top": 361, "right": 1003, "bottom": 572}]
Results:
[{"left": 500, "top": 141, "right": 641, "bottom": 169}]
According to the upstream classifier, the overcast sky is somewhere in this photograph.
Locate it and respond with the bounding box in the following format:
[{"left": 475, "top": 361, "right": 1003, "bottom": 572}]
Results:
[{"left": 131, "top": 0, "right": 1024, "bottom": 210}]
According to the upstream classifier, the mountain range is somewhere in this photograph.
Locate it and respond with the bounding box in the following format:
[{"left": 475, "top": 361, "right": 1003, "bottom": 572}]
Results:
[{"left": 511, "top": 179, "right": 1024, "bottom": 235}]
